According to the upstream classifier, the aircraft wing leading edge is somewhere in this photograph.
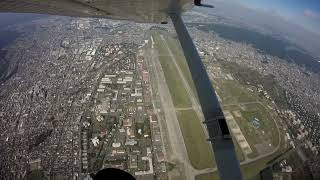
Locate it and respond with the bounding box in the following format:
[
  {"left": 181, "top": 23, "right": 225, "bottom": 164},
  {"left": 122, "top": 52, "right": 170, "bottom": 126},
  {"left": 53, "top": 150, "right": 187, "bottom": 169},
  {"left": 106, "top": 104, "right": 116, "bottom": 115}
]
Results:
[{"left": 0, "top": 0, "right": 192, "bottom": 23}]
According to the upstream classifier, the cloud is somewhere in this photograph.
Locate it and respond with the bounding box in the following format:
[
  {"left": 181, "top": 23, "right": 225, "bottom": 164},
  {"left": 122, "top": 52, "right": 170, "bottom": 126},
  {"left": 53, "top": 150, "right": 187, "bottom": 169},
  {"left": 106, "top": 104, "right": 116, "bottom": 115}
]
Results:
[{"left": 303, "top": 9, "right": 320, "bottom": 19}]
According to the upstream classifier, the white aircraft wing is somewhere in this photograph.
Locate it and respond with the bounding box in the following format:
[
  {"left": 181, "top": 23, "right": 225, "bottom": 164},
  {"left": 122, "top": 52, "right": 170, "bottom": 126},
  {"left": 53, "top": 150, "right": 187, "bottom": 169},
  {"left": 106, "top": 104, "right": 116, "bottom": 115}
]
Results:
[{"left": 0, "top": 0, "right": 193, "bottom": 23}]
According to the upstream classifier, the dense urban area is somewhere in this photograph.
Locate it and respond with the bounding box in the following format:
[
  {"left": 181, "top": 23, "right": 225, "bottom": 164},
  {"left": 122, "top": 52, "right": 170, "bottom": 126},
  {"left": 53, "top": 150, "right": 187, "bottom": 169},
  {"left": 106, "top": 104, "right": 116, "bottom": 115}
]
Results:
[{"left": 0, "top": 11, "right": 319, "bottom": 180}]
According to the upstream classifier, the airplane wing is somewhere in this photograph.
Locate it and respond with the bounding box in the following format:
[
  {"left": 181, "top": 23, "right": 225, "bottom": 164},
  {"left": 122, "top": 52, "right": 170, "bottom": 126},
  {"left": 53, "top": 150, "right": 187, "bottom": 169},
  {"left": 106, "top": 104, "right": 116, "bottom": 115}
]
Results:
[{"left": 0, "top": 0, "right": 192, "bottom": 23}]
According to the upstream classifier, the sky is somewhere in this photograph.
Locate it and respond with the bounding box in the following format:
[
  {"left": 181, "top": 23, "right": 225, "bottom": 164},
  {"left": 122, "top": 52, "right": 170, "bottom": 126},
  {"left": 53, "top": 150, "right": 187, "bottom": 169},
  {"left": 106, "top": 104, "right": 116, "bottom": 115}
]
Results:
[{"left": 230, "top": 0, "right": 320, "bottom": 33}]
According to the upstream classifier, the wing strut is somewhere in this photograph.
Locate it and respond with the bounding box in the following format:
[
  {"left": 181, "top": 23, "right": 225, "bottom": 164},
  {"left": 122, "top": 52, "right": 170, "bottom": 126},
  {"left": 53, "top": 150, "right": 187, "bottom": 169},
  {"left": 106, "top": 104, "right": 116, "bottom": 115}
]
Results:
[{"left": 169, "top": 14, "right": 243, "bottom": 180}]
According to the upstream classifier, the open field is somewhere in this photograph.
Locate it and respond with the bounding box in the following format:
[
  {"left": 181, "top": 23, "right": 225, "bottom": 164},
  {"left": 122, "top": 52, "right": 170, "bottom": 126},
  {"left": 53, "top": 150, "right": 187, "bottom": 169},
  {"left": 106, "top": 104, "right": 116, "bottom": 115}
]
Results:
[
  {"left": 219, "top": 61, "right": 288, "bottom": 109},
  {"left": 26, "top": 170, "right": 43, "bottom": 180},
  {"left": 165, "top": 36, "right": 197, "bottom": 95},
  {"left": 234, "top": 106, "right": 273, "bottom": 156},
  {"left": 215, "top": 79, "right": 257, "bottom": 105},
  {"left": 209, "top": 61, "right": 285, "bottom": 179},
  {"left": 241, "top": 147, "right": 286, "bottom": 180},
  {"left": 241, "top": 103, "right": 279, "bottom": 146},
  {"left": 228, "top": 102, "right": 278, "bottom": 157},
  {"left": 176, "top": 109, "right": 215, "bottom": 169},
  {"left": 152, "top": 31, "right": 216, "bottom": 169},
  {"left": 195, "top": 172, "right": 219, "bottom": 180},
  {"left": 196, "top": 143, "right": 287, "bottom": 180},
  {"left": 212, "top": 66, "right": 280, "bottom": 158},
  {"left": 152, "top": 33, "right": 192, "bottom": 108}
]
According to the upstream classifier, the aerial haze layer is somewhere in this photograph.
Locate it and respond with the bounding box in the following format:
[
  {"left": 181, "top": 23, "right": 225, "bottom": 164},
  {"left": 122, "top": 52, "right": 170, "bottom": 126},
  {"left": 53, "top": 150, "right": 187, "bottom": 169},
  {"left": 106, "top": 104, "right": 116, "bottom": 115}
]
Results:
[{"left": 0, "top": 1, "right": 319, "bottom": 179}]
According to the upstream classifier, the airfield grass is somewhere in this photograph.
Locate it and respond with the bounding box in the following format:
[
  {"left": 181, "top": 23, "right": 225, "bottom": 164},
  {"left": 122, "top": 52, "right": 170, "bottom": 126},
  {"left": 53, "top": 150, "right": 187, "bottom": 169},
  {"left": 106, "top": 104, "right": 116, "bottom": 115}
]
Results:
[
  {"left": 214, "top": 70, "right": 279, "bottom": 158},
  {"left": 166, "top": 36, "right": 197, "bottom": 96},
  {"left": 241, "top": 104, "right": 279, "bottom": 147},
  {"left": 152, "top": 31, "right": 215, "bottom": 169},
  {"left": 214, "top": 79, "right": 257, "bottom": 105},
  {"left": 225, "top": 103, "right": 278, "bottom": 158},
  {"left": 196, "top": 172, "right": 220, "bottom": 180},
  {"left": 241, "top": 146, "right": 287, "bottom": 180},
  {"left": 206, "top": 62, "right": 285, "bottom": 180},
  {"left": 26, "top": 170, "right": 43, "bottom": 180},
  {"left": 152, "top": 34, "right": 192, "bottom": 108},
  {"left": 219, "top": 60, "right": 289, "bottom": 109},
  {"left": 196, "top": 145, "right": 287, "bottom": 180},
  {"left": 176, "top": 109, "right": 215, "bottom": 169}
]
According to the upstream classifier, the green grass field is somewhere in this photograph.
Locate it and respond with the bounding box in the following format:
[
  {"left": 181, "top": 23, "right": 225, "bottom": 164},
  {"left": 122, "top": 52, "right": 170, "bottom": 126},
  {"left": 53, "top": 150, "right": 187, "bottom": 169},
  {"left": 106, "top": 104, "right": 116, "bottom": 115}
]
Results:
[
  {"left": 166, "top": 36, "right": 197, "bottom": 96},
  {"left": 212, "top": 62, "right": 284, "bottom": 179},
  {"left": 219, "top": 61, "right": 289, "bottom": 109},
  {"left": 195, "top": 145, "right": 286, "bottom": 180},
  {"left": 214, "top": 79, "right": 257, "bottom": 104},
  {"left": 26, "top": 170, "right": 43, "bottom": 180},
  {"left": 195, "top": 172, "right": 220, "bottom": 180},
  {"left": 214, "top": 67, "right": 279, "bottom": 158},
  {"left": 240, "top": 103, "right": 279, "bottom": 147},
  {"left": 176, "top": 109, "right": 215, "bottom": 169},
  {"left": 223, "top": 104, "right": 278, "bottom": 158},
  {"left": 152, "top": 31, "right": 215, "bottom": 169},
  {"left": 241, "top": 145, "right": 287, "bottom": 180},
  {"left": 153, "top": 34, "right": 192, "bottom": 108}
]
